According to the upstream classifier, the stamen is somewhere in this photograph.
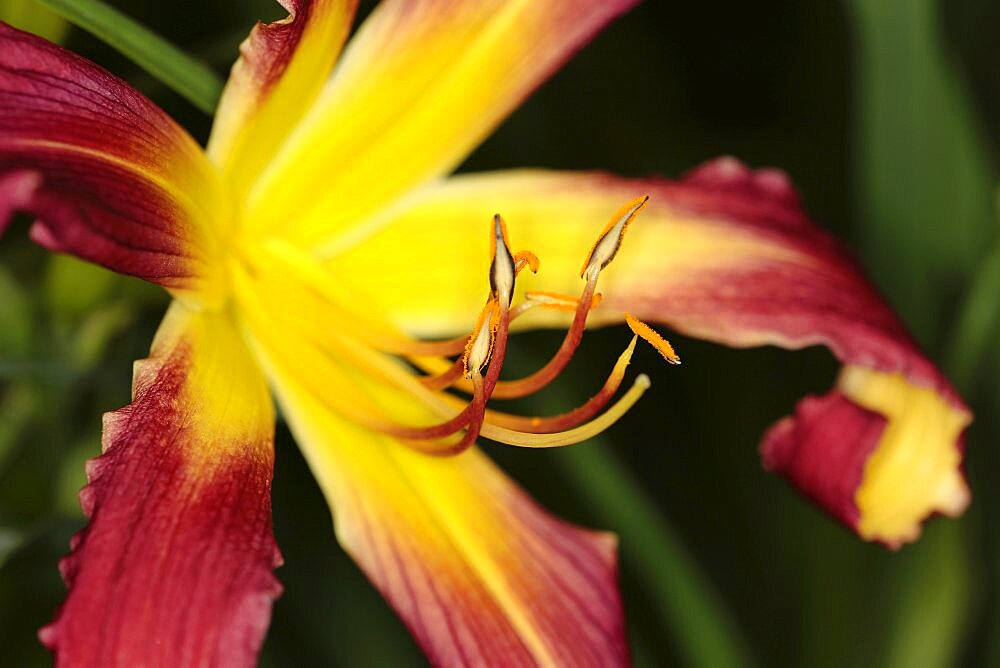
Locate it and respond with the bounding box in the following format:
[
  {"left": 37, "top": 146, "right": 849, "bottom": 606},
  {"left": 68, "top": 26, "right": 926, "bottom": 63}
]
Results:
[
  {"left": 420, "top": 292, "right": 601, "bottom": 391},
  {"left": 422, "top": 305, "right": 512, "bottom": 457},
  {"left": 482, "top": 336, "right": 637, "bottom": 432},
  {"left": 490, "top": 214, "right": 517, "bottom": 308},
  {"left": 523, "top": 290, "right": 603, "bottom": 312},
  {"left": 311, "top": 346, "right": 487, "bottom": 448},
  {"left": 306, "top": 305, "right": 511, "bottom": 450},
  {"left": 460, "top": 215, "right": 523, "bottom": 380},
  {"left": 514, "top": 250, "right": 540, "bottom": 275},
  {"left": 625, "top": 313, "right": 681, "bottom": 365},
  {"left": 434, "top": 198, "right": 648, "bottom": 400},
  {"left": 479, "top": 374, "right": 652, "bottom": 447},
  {"left": 401, "top": 373, "right": 487, "bottom": 456},
  {"left": 463, "top": 298, "right": 500, "bottom": 377},
  {"left": 419, "top": 357, "right": 466, "bottom": 391},
  {"left": 485, "top": 275, "right": 597, "bottom": 399},
  {"left": 580, "top": 195, "right": 648, "bottom": 279}
]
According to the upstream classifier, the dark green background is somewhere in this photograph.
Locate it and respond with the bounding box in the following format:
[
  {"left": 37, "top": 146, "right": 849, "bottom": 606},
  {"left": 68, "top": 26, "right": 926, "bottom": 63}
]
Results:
[{"left": 0, "top": 0, "right": 998, "bottom": 665}]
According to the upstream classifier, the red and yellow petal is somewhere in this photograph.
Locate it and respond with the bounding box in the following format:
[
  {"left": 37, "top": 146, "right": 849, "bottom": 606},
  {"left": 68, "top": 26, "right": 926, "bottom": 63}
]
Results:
[
  {"left": 0, "top": 23, "right": 227, "bottom": 304},
  {"left": 261, "top": 361, "right": 629, "bottom": 667},
  {"left": 245, "top": 0, "right": 638, "bottom": 247},
  {"left": 207, "top": 0, "right": 357, "bottom": 197},
  {"left": 230, "top": 258, "right": 627, "bottom": 665},
  {"left": 764, "top": 365, "right": 969, "bottom": 547},
  {"left": 328, "top": 161, "right": 971, "bottom": 547},
  {"left": 40, "top": 302, "right": 280, "bottom": 666}
]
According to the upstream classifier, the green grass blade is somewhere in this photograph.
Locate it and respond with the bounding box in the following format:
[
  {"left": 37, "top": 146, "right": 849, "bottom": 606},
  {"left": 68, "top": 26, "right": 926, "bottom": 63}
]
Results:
[
  {"left": 550, "top": 442, "right": 755, "bottom": 667},
  {"left": 844, "top": 0, "right": 995, "bottom": 341},
  {"left": 33, "top": 0, "right": 223, "bottom": 113},
  {"left": 881, "top": 522, "right": 975, "bottom": 668},
  {"left": 946, "top": 237, "right": 1000, "bottom": 391}
]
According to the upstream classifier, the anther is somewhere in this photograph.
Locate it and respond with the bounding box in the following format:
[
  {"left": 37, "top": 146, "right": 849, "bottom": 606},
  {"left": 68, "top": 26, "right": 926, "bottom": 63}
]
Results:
[
  {"left": 463, "top": 299, "right": 500, "bottom": 377},
  {"left": 580, "top": 195, "right": 649, "bottom": 280},
  {"left": 514, "top": 251, "right": 540, "bottom": 275},
  {"left": 490, "top": 214, "right": 517, "bottom": 308},
  {"left": 625, "top": 313, "right": 681, "bottom": 365}
]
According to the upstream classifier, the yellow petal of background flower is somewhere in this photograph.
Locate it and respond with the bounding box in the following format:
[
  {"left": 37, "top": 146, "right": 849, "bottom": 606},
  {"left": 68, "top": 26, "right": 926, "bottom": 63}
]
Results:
[
  {"left": 326, "top": 164, "right": 971, "bottom": 547},
  {"left": 207, "top": 0, "right": 357, "bottom": 199},
  {"left": 244, "top": 0, "right": 638, "bottom": 249}
]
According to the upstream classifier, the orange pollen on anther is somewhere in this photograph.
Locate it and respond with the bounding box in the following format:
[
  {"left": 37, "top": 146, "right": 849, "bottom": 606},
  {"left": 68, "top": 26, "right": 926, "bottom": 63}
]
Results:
[
  {"left": 625, "top": 313, "right": 681, "bottom": 365},
  {"left": 463, "top": 298, "right": 501, "bottom": 377},
  {"left": 514, "top": 250, "right": 540, "bottom": 275}
]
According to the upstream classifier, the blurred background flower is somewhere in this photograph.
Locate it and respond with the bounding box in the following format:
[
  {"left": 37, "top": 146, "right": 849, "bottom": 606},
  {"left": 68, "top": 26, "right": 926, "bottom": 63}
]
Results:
[{"left": 0, "top": 0, "right": 997, "bottom": 665}]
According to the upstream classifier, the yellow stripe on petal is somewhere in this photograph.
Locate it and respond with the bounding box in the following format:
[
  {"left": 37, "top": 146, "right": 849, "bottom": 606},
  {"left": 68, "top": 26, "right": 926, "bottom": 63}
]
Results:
[
  {"left": 843, "top": 366, "right": 971, "bottom": 546},
  {"left": 207, "top": 0, "right": 357, "bottom": 199},
  {"left": 326, "top": 169, "right": 804, "bottom": 339},
  {"left": 148, "top": 302, "right": 275, "bottom": 465},
  {"left": 245, "top": 0, "right": 637, "bottom": 248}
]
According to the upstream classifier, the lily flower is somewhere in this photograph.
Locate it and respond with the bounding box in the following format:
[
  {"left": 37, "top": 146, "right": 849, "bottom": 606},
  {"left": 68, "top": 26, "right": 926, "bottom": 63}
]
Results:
[{"left": 0, "top": 0, "right": 971, "bottom": 665}]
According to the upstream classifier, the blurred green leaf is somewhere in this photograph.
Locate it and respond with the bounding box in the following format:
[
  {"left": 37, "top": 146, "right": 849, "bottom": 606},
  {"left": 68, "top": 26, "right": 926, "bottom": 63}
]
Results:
[
  {"left": 0, "top": 385, "right": 37, "bottom": 475},
  {"left": 34, "top": 0, "right": 223, "bottom": 113},
  {"left": 947, "top": 190, "right": 1000, "bottom": 391},
  {"left": 0, "top": 265, "right": 32, "bottom": 356},
  {"left": 947, "top": 240, "right": 1000, "bottom": 391},
  {"left": 0, "top": 520, "right": 79, "bottom": 666},
  {"left": 43, "top": 256, "right": 116, "bottom": 319},
  {"left": 54, "top": 433, "right": 96, "bottom": 517},
  {"left": 881, "top": 522, "right": 974, "bottom": 668},
  {"left": 0, "top": 526, "right": 30, "bottom": 570},
  {"left": 0, "top": 0, "right": 70, "bottom": 42},
  {"left": 68, "top": 303, "right": 133, "bottom": 371},
  {"left": 845, "top": 0, "right": 996, "bottom": 341}
]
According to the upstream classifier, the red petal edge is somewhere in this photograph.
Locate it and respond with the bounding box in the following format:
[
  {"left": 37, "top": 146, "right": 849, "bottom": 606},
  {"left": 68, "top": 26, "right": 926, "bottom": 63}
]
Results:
[
  {"left": 0, "top": 22, "right": 218, "bottom": 290},
  {"left": 40, "top": 324, "right": 281, "bottom": 667},
  {"left": 633, "top": 157, "right": 970, "bottom": 534},
  {"left": 761, "top": 391, "right": 887, "bottom": 528}
]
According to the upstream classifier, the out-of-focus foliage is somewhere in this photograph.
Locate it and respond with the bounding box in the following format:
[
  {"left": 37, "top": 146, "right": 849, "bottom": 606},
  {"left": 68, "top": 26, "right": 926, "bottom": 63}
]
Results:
[
  {"left": 0, "top": 1, "right": 998, "bottom": 666},
  {"left": 846, "top": 0, "right": 996, "bottom": 344},
  {"left": 0, "top": 0, "right": 68, "bottom": 41}
]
